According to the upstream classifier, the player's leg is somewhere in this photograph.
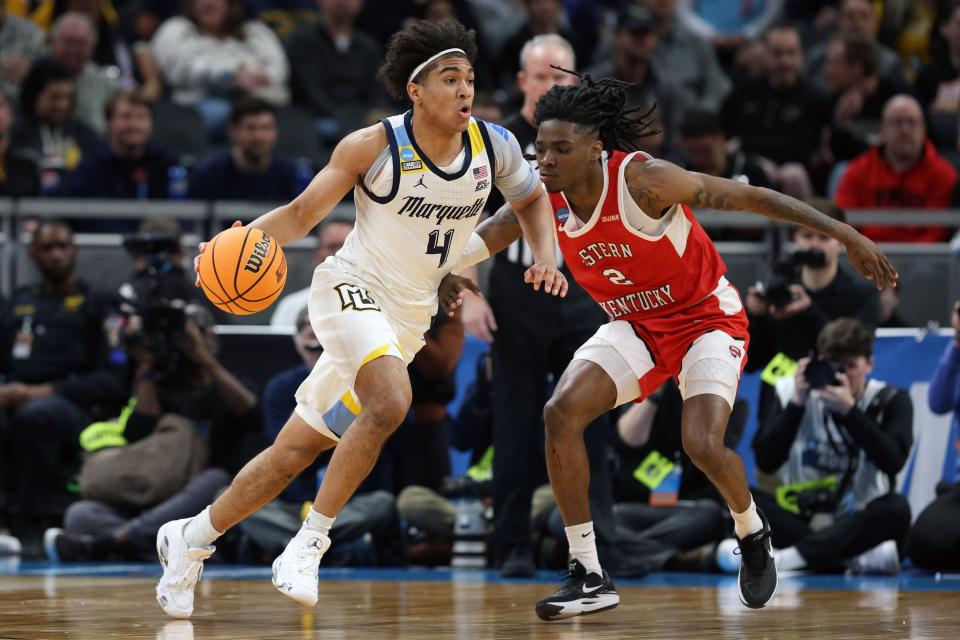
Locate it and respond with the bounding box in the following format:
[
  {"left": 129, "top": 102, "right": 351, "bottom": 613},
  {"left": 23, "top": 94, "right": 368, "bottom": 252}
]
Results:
[
  {"left": 270, "top": 354, "right": 411, "bottom": 605},
  {"left": 678, "top": 330, "right": 776, "bottom": 608},
  {"left": 536, "top": 322, "right": 655, "bottom": 621},
  {"left": 155, "top": 412, "right": 335, "bottom": 618}
]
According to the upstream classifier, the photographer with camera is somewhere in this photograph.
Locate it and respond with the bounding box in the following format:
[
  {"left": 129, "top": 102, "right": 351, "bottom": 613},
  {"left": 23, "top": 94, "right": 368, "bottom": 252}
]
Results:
[
  {"left": 907, "top": 301, "right": 960, "bottom": 570},
  {"left": 741, "top": 318, "right": 912, "bottom": 574},
  {"left": 43, "top": 303, "right": 263, "bottom": 562},
  {"left": 0, "top": 220, "right": 125, "bottom": 556},
  {"left": 745, "top": 199, "right": 881, "bottom": 420}
]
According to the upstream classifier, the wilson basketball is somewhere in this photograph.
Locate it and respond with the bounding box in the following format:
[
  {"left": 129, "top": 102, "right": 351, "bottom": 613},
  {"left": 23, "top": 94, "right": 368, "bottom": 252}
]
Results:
[{"left": 198, "top": 226, "right": 287, "bottom": 315}]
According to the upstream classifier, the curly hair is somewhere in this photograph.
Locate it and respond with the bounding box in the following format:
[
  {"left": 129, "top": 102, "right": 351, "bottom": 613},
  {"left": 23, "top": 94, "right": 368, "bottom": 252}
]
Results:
[
  {"left": 533, "top": 66, "right": 659, "bottom": 152},
  {"left": 377, "top": 18, "right": 478, "bottom": 102}
]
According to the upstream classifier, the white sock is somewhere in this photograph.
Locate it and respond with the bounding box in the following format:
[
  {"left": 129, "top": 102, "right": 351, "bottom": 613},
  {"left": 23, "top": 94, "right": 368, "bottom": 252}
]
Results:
[
  {"left": 183, "top": 506, "right": 222, "bottom": 548},
  {"left": 774, "top": 546, "right": 806, "bottom": 571},
  {"left": 730, "top": 498, "right": 764, "bottom": 539},
  {"left": 303, "top": 508, "right": 335, "bottom": 536},
  {"left": 565, "top": 521, "right": 602, "bottom": 576}
]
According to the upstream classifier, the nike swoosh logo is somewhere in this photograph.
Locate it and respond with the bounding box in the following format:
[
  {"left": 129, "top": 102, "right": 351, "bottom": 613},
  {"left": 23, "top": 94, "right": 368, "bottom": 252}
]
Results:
[
  {"left": 581, "top": 531, "right": 593, "bottom": 538},
  {"left": 582, "top": 583, "right": 602, "bottom": 594}
]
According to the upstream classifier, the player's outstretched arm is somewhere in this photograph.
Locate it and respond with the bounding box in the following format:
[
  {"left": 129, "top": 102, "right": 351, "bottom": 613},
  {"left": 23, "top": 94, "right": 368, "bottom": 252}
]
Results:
[
  {"left": 248, "top": 125, "right": 386, "bottom": 246},
  {"left": 510, "top": 188, "right": 568, "bottom": 296},
  {"left": 624, "top": 160, "right": 899, "bottom": 289}
]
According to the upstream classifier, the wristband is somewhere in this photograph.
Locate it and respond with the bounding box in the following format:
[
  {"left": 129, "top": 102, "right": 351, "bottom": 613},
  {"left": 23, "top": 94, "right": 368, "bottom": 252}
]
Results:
[{"left": 452, "top": 232, "right": 490, "bottom": 275}]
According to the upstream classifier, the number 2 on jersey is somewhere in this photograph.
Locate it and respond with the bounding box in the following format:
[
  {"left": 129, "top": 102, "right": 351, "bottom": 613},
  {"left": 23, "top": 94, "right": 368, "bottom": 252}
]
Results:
[
  {"left": 427, "top": 229, "right": 455, "bottom": 267},
  {"left": 603, "top": 268, "right": 635, "bottom": 286}
]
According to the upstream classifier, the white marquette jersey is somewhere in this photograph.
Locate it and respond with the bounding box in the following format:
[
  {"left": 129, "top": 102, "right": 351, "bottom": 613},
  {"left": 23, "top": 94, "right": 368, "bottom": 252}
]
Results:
[{"left": 335, "top": 110, "right": 539, "bottom": 325}]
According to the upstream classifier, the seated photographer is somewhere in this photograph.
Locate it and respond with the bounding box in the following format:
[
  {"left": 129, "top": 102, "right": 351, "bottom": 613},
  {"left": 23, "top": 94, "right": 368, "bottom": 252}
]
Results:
[
  {"left": 907, "top": 301, "right": 960, "bottom": 570},
  {"left": 237, "top": 309, "right": 397, "bottom": 567},
  {"left": 44, "top": 304, "right": 263, "bottom": 561},
  {"left": 0, "top": 220, "right": 125, "bottom": 555},
  {"left": 745, "top": 199, "right": 881, "bottom": 420},
  {"left": 122, "top": 216, "right": 231, "bottom": 324},
  {"left": 601, "top": 380, "right": 747, "bottom": 573},
  {"left": 742, "top": 318, "right": 912, "bottom": 574}
]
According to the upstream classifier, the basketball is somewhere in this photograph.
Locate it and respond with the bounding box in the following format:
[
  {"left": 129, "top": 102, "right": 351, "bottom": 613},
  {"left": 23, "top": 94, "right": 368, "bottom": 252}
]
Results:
[{"left": 197, "top": 226, "right": 287, "bottom": 315}]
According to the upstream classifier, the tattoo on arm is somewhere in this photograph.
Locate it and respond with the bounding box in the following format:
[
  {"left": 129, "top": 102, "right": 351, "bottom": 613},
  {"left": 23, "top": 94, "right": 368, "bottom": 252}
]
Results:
[
  {"left": 754, "top": 191, "right": 844, "bottom": 236},
  {"left": 690, "top": 188, "right": 736, "bottom": 211},
  {"left": 631, "top": 186, "right": 665, "bottom": 215}
]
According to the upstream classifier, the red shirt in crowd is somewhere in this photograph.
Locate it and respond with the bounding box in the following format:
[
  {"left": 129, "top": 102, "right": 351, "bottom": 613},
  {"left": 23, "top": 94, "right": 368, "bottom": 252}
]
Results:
[{"left": 835, "top": 139, "right": 956, "bottom": 242}]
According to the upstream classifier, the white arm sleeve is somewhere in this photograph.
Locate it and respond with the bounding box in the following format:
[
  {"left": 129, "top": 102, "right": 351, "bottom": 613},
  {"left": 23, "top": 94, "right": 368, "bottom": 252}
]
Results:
[{"left": 488, "top": 123, "right": 541, "bottom": 203}]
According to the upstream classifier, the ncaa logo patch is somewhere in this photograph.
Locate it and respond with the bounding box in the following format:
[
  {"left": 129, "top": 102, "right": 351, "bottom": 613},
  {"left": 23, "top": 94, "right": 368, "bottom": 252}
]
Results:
[
  {"left": 556, "top": 208, "right": 570, "bottom": 222},
  {"left": 400, "top": 146, "right": 416, "bottom": 162},
  {"left": 729, "top": 345, "right": 742, "bottom": 359}
]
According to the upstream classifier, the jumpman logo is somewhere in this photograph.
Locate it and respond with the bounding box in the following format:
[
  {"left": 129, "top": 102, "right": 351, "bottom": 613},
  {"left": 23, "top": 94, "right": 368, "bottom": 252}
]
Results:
[{"left": 414, "top": 175, "right": 427, "bottom": 189}]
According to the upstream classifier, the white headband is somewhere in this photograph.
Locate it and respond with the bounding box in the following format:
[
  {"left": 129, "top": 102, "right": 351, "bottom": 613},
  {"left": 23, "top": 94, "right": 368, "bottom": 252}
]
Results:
[{"left": 407, "top": 48, "right": 468, "bottom": 85}]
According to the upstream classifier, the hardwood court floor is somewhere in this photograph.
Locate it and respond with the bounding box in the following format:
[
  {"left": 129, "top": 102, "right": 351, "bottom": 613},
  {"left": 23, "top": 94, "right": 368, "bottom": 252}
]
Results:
[{"left": 1, "top": 569, "right": 958, "bottom": 640}]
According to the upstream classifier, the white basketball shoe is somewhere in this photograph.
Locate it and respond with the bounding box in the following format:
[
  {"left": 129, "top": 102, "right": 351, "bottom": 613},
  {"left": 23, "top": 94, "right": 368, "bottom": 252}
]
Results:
[
  {"left": 156, "top": 518, "right": 215, "bottom": 619},
  {"left": 272, "top": 528, "right": 331, "bottom": 606}
]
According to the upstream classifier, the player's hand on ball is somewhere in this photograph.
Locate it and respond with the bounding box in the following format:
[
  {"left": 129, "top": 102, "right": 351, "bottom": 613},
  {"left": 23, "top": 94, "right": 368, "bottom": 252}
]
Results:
[
  {"left": 194, "top": 220, "right": 243, "bottom": 287},
  {"left": 438, "top": 273, "right": 482, "bottom": 316},
  {"left": 524, "top": 263, "right": 568, "bottom": 297}
]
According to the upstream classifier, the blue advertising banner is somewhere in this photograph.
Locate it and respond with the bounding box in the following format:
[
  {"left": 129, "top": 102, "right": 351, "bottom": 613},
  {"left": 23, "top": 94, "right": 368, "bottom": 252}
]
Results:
[{"left": 450, "top": 330, "right": 959, "bottom": 519}]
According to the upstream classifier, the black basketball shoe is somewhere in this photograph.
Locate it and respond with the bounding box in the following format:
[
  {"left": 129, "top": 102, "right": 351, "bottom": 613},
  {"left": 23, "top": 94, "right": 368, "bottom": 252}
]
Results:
[
  {"left": 535, "top": 559, "right": 619, "bottom": 621},
  {"left": 736, "top": 508, "right": 778, "bottom": 609}
]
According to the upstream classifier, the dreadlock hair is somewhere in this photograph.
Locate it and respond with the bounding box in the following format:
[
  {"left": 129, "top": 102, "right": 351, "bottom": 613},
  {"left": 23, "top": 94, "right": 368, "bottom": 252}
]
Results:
[
  {"left": 378, "top": 18, "right": 478, "bottom": 102},
  {"left": 533, "top": 66, "right": 659, "bottom": 152}
]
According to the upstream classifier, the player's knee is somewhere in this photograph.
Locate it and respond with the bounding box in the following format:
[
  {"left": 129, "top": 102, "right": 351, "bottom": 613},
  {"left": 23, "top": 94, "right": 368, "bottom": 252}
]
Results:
[
  {"left": 543, "top": 395, "right": 582, "bottom": 440},
  {"left": 271, "top": 440, "right": 321, "bottom": 475},
  {"left": 363, "top": 386, "right": 412, "bottom": 433},
  {"left": 681, "top": 427, "right": 724, "bottom": 471}
]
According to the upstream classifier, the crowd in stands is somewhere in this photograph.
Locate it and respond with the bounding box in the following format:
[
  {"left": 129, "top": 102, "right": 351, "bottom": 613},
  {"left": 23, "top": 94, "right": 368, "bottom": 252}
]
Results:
[{"left": 1, "top": 0, "right": 959, "bottom": 577}]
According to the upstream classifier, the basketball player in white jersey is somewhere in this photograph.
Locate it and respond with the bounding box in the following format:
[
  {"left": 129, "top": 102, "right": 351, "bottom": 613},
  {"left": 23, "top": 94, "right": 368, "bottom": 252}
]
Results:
[{"left": 154, "top": 18, "right": 567, "bottom": 619}]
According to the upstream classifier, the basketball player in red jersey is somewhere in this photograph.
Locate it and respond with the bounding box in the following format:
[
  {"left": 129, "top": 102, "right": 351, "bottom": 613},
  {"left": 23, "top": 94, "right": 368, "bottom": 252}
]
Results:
[{"left": 440, "top": 70, "right": 898, "bottom": 620}]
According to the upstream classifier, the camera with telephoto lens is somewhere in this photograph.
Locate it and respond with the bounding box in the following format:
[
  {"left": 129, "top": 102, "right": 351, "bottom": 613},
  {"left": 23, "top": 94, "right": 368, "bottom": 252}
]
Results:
[
  {"left": 795, "top": 485, "right": 838, "bottom": 516},
  {"left": 119, "top": 232, "right": 193, "bottom": 381},
  {"left": 804, "top": 358, "right": 843, "bottom": 389},
  {"left": 760, "top": 249, "right": 828, "bottom": 309}
]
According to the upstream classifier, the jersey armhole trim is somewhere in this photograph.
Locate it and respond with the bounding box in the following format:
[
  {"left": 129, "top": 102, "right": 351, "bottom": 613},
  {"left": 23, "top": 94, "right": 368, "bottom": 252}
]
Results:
[{"left": 358, "top": 119, "right": 400, "bottom": 204}]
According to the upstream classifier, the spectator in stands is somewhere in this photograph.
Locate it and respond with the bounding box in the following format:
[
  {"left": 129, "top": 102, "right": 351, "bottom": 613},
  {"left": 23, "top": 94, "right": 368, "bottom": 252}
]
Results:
[
  {"left": 908, "top": 300, "right": 960, "bottom": 570},
  {"left": 0, "top": 91, "right": 40, "bottom": 196},
  {"left": 642, "top": 0, "right": 730, "bottom": 113},
  {"left": 151, "top": 0, "right": 290, "bottom": 135},
  {"left": 745, "top": 199, "right": 881, "bottom": 420},
  {"left": 0, "top": 3, "right": 45, "bottom": 101},
  {"left": 739, "top": 318, "right": 913, "bottom": 575},
  {"left": 722, "top": 22, "right": 830, "bottom": 199},
  {"left": 806, "top": 0, "right": 907, "bottom": 92},
  {"left": 586, "top": 4, "right": 687, "bottom": 159},
  {"left": 284, "top": 0, "right": 385, "bottom": 143},
  {"left": 836, "top": 94, "right": 956, "bottom": 243},
  {"left": 825, "top": 32, "right": 912, "bottom": 163},
  {"left": 270, "top": 214, "right": 355, "bottom": 327},
  {"left": 245, "top": 0, "right": 319, "bottom": 39},
  {"left": 677, "top": 110, "right": 770, "bottom": 189},
  {"left": 494, "top": 0, "right": 587, "bottom": 93},
  {"left": 238, "top": 309, "right": 397, "bottom": 566},
  {"left": 56, "top": 89, "right": 175, "bottom": 199},
  {"left": 188, "top": 97, "right": 301, "bottom": 202},
  {"left": 916, "top": 1, "right": 960, "bottom": 139},
  {"left": 12, "top": 58, "right": 99, "bottom": 194},
  {"left": 676, "top": 0, "right": 784, "bottom": 59},
  {"left": 44, "top": 304, "right": 264, "bottom": 562},
  {"left": 48, "top": 11, "right": 119, "bottom": 135},
  {"left": 0, "top": 220, "right": 125, "bottom": 556},
  {"left": 600, "top": 380, "right": 748, "bottom": 573}
]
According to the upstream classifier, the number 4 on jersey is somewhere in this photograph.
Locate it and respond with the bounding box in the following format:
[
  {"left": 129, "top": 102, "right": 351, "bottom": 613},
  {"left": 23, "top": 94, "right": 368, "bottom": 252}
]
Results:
[{"left": 427, "top": 229, "right": 455, "bottom": 267}]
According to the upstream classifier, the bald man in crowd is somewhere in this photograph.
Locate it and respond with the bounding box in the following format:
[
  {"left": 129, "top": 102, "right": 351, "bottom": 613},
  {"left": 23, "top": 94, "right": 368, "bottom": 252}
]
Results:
[{"left": 836, "top": 94, "right": 957, "bottom": 242}]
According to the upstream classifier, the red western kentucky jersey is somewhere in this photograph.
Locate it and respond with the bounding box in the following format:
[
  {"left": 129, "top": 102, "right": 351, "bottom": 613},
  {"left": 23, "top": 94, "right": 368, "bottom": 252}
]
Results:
[{"left": 549, "top": 150, "right": 729, "bottom": 323}]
